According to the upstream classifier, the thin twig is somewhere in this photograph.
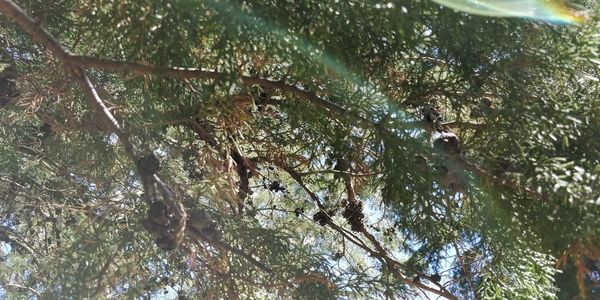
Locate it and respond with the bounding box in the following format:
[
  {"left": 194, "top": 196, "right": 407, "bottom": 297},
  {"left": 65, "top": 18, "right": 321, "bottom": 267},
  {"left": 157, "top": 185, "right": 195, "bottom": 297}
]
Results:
[
  {"left": 280, "top": 162, "right": 458, "bottom": 299},
  {"left": 342, "top": 170, "right": 456, "bottom": 298},
  {"left": 0, "top": 225, "right": 36, "bottom": 255},
  {"left": 3, "top": 283, "right": 42, "bottom": 297},
  {"left": 187, "top": 228, "right": 273, "bottom": 274}
]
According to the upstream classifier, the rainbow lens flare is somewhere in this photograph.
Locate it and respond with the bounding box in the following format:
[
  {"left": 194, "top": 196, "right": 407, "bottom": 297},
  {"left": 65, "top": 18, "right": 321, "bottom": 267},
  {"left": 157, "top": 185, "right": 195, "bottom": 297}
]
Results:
[{"left": 432, "top": 0, "right": 589, "bottom": 24}]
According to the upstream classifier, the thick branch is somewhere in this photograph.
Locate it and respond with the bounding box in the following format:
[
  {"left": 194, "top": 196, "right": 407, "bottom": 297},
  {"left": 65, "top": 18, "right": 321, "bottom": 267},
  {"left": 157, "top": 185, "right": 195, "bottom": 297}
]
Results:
[
  {"left": 68, "top": 55, "right": 373, "bottom": 127},
  {"left": 0, "top": 0, "right": 70, "bottom": 60},
  {"left": 0, "top": 0, "right": 535, "bottom": 206},
  {"left": 0, "top": 0, "right": 187, "bottom": 247}
]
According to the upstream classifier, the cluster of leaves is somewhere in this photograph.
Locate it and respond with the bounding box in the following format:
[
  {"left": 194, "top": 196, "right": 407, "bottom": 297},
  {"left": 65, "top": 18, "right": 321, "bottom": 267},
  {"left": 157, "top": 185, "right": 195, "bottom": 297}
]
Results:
[{"left": 0, "top": 0, "right": 599, "bottom": 299}]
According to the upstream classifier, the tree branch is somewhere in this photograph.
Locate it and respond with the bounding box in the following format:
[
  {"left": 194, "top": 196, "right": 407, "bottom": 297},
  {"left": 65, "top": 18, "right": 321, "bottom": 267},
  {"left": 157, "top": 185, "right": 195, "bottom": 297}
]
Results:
[
  {"left": 341, "top": 169, "right": 456, "bottom": 298},
  {"left": 0, "top": 0, "right": 188, "bottom": 248},
  {"left": 187, "top": 226, "right": 273, "bottom": 274},
  {"left": 0, "top": 0, "right": 536, "bottom": 206},
  {"left": 457, "top": 158, "right": 542, "bottom": 200},
  {"left": 67, "top": 55, "right": 374, "bottom": 128},
  {"left": 0, "top": 225, "right": 36, "bottom": 255},
  {"left": 2, "top": 283, "right": 42, "bottom": 297},
  {"left": 0, "top": 0, "right": 69, "bottom": 60},
  {"left": 441, "top": 121, "right": 486, "bottom": 130},
  {"left": 279, "top": 162, "right": 458, "bottom": 300}
]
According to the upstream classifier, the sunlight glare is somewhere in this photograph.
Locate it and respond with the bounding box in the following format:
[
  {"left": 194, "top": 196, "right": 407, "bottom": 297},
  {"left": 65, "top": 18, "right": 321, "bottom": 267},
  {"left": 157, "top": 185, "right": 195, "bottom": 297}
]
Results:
[{"left": 432, "top": 0, "right": 589, "bottom": 24}]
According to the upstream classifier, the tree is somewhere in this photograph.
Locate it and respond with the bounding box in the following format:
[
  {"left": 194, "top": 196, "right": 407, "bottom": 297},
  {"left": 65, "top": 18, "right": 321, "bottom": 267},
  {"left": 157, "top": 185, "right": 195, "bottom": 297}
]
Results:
[{"left": 0, "top": 0, "right": 599, "bottom": 298}]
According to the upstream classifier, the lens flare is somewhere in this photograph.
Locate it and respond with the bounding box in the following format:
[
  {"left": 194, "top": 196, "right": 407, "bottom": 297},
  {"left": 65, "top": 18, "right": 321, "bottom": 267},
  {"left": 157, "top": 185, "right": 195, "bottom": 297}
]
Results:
[
  {"left": 432, "top": 0, "right": 589, "bottom": 24},
  {"left": 206, "top": 0, "right": 396, "bottom": 115}
]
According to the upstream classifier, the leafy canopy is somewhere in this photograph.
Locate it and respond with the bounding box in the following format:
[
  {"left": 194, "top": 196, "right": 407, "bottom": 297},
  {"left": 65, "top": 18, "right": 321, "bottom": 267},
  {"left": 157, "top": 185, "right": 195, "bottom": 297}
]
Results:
[{"left": 0, "top": 0, "right": 599, "bottom": 299}]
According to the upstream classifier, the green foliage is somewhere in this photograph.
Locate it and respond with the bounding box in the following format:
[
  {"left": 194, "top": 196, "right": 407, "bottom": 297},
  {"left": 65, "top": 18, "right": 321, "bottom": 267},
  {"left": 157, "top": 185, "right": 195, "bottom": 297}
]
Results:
[{"left": 0, "top": 0, "right": 599, "bottom": 299}]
